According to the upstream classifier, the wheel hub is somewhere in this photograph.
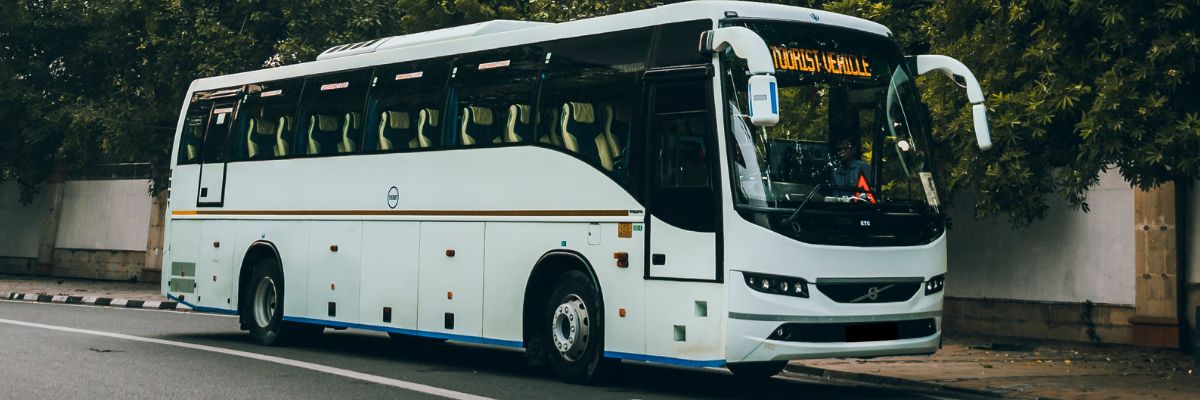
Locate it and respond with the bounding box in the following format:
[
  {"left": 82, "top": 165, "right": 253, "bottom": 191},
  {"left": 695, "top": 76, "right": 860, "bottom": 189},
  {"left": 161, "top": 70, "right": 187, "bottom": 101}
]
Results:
[
  {"left": 550, "top": 294, "right": 590, "bottom": 362},
  {"left": 253, "top": 276, "right": 277, "bottom": 328}
]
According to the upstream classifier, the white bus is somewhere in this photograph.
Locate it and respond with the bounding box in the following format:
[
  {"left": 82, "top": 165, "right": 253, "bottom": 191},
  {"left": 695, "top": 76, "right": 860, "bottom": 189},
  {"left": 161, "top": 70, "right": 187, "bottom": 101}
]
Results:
[{"left": 163, "top": 1, "right": 992, "bottom": 383}]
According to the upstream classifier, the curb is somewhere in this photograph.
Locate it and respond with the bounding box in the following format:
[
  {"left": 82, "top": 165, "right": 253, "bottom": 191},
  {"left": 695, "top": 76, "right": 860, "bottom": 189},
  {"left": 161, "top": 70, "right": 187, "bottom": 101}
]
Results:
[
  {"left": 2, "top": 292, "right": 192, "bottom": 311},
  {"left": 784, "top": 363, "right": 1004, "bottom": 399}
]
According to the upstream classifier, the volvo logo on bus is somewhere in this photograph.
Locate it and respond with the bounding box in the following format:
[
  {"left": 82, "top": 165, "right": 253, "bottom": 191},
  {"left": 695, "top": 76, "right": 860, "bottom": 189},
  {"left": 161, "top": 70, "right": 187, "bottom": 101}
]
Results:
[{"left": 387, "top": 186, "right": 399, "bottom": 209}]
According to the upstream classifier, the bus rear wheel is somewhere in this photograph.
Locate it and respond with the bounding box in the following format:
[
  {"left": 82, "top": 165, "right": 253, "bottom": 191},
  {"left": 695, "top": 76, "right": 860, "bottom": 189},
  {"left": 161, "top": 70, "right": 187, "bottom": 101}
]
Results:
[
  {"left": 727, "top": 361, "right": 788, "bottom": 379},
  {"left": 246, "top": 258, "right": 321, "bottom": 346},
  {"left": 543, "top": 270, "right": 614, "bottom": 384}
]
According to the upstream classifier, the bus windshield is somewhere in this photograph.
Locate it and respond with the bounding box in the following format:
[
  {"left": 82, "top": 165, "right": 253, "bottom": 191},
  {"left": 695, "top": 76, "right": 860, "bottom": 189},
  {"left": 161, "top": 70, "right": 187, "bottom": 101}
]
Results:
[
  {"left": 722, "top": 20, "right": 943, "bottom": 246},
  {"left": 724, "top": 20, "right": 939, "bottom": 212}
]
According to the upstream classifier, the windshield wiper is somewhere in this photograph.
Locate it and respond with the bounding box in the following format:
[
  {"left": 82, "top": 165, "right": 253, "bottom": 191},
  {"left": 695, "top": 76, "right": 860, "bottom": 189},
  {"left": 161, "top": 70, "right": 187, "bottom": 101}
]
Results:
[{"left": 784, "top": 183, "right": 823, "bottom": 226}]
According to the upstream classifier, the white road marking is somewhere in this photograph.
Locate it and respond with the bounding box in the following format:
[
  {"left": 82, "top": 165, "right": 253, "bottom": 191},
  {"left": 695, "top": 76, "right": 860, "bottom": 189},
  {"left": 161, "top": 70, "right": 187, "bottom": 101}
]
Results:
[{"left": 0, "top": 317, "right": 493, "bottom": 400}]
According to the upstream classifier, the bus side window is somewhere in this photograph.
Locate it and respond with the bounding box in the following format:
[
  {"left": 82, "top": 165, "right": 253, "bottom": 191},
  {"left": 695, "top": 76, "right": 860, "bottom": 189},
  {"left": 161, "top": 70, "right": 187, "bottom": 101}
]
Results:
[
  {"left": 648, "top": 80, "right": 717, "bottom": 232},
  {"left": 177, "top": 109, "right": 208, "bottom": 165},
  {"left": 447, "top": 46, "right": 541, "bottom": 148},
  {"left": 540, "top": 27, "right": 651, "bottom": 189},
  {"left": 365, "top": 58, "right": 451, "bottom": 152},
  {"left": 235, "top": 79, "right": 302, "bottom": 161},
  {"left": 296, "top": 69, "right": 373, "bottom": 156}
]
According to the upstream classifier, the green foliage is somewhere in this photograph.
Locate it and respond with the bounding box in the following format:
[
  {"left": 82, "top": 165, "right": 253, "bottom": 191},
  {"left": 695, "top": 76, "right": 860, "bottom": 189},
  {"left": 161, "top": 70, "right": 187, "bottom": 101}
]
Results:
[{"left": 1, "top": 0, "right": 1196, "bottom": 226}]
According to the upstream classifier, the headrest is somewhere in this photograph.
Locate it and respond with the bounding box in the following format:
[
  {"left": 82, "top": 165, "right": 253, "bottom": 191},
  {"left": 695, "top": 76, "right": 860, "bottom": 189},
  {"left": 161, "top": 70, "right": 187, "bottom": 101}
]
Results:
[
  {"left": 385, "top": 111, "right": 410, "bottom": 130},
  {"left": 315, "top": 114, "right": 339, "bottom": 132},
  {"left": 345, "top": 112, "right": 361, "bottom": 129},
  {"left": 466, "top": 106, "right": 494, "bottom": 126},
  {"left": 566, "top": 103, "right": 595, "bottom": 124},
  {"left": 420, "top": 109, "right": 440, "bottom": 126},
  {"left": 254, "top": 119, "right": 277, "bottom": 135},
  {"left": 509, "top": 104, "right": 531, "bottom": 124}
]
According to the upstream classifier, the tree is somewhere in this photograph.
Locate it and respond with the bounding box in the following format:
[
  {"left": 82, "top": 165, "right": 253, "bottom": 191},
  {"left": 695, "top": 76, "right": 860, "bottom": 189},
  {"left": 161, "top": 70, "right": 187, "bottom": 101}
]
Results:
[
  {"left": 810, "top": 0, "right": 1200, "bottom": 226},
  {"left": 2, "top": 0, "right": 1196, "bottom": 227}
]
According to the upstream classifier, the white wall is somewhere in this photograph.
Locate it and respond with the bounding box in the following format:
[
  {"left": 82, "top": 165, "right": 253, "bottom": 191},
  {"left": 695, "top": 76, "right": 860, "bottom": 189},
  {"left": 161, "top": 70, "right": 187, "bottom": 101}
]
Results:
[
  {"left": 0, "top": 182, "right": 53, "bottom": 258},
  {"left": 55, "top": 180, "right": 152, "bottom": 252},
  {"left": 946, "top": 171, "right": 1135, "bottom": 305}
]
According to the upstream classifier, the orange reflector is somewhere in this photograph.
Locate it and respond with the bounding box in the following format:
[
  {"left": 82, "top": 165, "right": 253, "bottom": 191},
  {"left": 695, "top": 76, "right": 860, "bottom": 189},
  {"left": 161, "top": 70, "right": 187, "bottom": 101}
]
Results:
[
  {"left": 614, "top": 252, "right": 629, "bottom": 268},
  {"left": 446, "top": 249, "right": 456, "bottom": 257},
  {"left": 330, "top": 244, "right": 339, "bottom": 252},
  {"left": 619, "top": 308, "right": 627, "bottom": 318},
  {"left": 447, "top": 291, "right": 453, "bottom": 300}
]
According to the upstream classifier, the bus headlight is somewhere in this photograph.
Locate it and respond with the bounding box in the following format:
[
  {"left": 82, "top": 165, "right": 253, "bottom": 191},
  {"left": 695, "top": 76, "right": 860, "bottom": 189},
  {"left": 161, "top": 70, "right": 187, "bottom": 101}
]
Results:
[
  {"left": 924, "top": 274, "right": 945, "bottom": 295},
  {"left": 743, "top": 272, "right": 808, "bottom": 298}
]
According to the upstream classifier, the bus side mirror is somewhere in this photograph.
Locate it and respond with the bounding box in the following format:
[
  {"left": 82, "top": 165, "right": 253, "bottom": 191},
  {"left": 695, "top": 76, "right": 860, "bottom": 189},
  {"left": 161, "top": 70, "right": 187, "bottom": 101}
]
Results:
[
  {"left": 910, "top": 55, "right": 992, "bottom": 151},
  {"left": 747, "top": 75, "right": 779, "bottom": 126},
  {"left": 701, "top": 27, "right": 779, "bottom": 126}
]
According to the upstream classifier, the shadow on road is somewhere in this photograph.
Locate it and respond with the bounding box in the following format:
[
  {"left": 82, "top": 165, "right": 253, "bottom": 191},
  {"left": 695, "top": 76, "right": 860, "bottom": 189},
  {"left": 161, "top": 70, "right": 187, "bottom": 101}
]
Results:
[{"left": 162, "top": 329, "right": 924, "bottom": 400}]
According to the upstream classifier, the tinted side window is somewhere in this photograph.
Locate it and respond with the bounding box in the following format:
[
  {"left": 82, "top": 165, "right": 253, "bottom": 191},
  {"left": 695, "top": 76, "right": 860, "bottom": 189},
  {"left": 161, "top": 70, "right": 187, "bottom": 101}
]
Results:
[
  {"left": 297, "top": 69, "right": 373, "bottom": 156},
  {"left": 541, "top": 28, "right": 651, "bottom": 189},
  {"left": 202, "top": 103, "right": 237, "bottom": 163},
  {"left": 448, "top": 46, "right": 542, "bottom": 147},
  {"left": 177, "top": 101, "right": 210, "bottom": 165},
  {"left": 650, "top": 19, "right": 714, "bottom": 68},
  {"left": 235, "top": 79, "right": 302, "bottom": 161},
  {"left": 649, "top": 81, "right": 716, "bottom": 232},
  {"left": 365, "top": 58, "right": 451, "bottom": 152}
]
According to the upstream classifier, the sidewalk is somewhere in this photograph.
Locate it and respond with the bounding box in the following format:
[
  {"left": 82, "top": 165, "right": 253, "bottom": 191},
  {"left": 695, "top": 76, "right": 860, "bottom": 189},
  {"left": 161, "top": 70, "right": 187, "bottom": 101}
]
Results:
[
  {"left": 0, "top": 274, "right": 163, "bottom": 302},
  {"left": 3, "top": 274, "right": 1198, "bottom": 398},
  {"left": 790, "top": 336, "right": 1200, "bottom": 399}
]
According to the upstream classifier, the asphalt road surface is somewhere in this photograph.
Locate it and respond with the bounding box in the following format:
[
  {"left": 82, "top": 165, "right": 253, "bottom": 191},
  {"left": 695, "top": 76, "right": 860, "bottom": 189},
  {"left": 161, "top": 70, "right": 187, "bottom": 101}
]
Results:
[{"left": 0, "top": 300, "right": 953, "bottom": 400}]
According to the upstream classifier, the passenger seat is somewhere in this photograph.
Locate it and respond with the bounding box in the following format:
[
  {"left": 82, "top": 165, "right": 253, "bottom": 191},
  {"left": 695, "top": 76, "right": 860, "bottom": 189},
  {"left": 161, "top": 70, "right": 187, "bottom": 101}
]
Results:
[
  {"left": 338, "top": 112, "right": 360, "bottom": 153},
  {"left": 417, "top": 109, "right": 440, "bottom": 148},
  {"left": 505, "top": 104, "right": 532, "bottom": 143},
  {"left": 274, "top": 116, "right": 291, "bottom": 156},
  {"left": 378, "top": 111, "right": 413, "bottom": 151},
  {"left": 561, "top": 102, "right": 614, "bottom": 170},
  {"left": 308, "top": 114, "right": 340, "bottom": 155},
  {"left": 460, "top": 106, "right": 499, "bottom": 146}
]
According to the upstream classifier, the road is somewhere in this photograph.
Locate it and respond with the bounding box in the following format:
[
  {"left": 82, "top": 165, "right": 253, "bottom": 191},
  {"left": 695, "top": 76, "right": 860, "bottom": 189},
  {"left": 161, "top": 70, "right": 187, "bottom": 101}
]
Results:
[{"left": 0, "top": 300, "right": 954, "bottom": 400}]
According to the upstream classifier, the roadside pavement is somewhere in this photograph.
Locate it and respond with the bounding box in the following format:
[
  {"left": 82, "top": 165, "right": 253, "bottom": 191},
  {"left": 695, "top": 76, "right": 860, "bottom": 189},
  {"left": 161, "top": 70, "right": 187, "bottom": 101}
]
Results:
[
  {"left": 4, "top": 274, "right": 1198, "bottom": 399},
  {"left": 789, "top": 336, "right": 1199, "bottom": 399},
  {"left": 0, "top": 274, "right": 163, "bottom": 302}
]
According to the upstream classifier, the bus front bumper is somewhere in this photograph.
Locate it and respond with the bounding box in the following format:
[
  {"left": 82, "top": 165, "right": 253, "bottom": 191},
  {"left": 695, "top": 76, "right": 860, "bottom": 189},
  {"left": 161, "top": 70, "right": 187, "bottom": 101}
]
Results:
[{"left": 727, "top": 315, "right": 941, "bottom": 362}]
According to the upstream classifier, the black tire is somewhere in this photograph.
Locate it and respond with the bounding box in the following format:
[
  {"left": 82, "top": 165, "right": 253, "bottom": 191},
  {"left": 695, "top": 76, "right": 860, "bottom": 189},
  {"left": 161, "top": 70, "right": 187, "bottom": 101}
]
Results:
[
  {"left": 245, "top": 258, "right": 321, "bottom": 346},
  {"left": 727, "top": 361, "right": 787, "bottom": 379},
  {"left": 542, "top": 270, "right": 615, "bottom": 384}
]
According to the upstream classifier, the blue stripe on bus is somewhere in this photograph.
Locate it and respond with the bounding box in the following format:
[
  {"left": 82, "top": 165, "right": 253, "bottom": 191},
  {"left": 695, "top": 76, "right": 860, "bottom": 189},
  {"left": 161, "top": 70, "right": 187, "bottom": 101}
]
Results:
[
  {"left": 162, "top": 297, "right": 726, "bottom": 369},
  {"left": 603, "top": 351, "right": 726, "bottom": 368},
  {"left": 166, "top": 294, "right": 237, "bottom": 315},
  {"left": 282, "top": 316, "right": 525, "bottom": 349}
]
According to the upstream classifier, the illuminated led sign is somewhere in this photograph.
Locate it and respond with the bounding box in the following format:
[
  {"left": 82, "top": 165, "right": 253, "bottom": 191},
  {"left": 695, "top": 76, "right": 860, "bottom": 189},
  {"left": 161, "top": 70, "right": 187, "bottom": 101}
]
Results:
[{"left": 770, "top": 46, "right": 872, "bottom": 78}]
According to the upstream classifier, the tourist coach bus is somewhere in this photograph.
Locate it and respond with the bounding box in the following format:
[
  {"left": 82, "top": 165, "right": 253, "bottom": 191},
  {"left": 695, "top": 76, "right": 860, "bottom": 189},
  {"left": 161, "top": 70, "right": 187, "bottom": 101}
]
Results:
[{"left": 163, "top": 1, "right": 992, "bottom": 383}]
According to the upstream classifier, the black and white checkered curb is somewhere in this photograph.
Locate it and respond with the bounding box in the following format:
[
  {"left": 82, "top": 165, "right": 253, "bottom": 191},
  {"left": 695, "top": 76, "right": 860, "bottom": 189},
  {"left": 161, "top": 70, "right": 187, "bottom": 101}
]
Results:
[{"left": 2, "top": 292, "right": 191, "bottom": 311}]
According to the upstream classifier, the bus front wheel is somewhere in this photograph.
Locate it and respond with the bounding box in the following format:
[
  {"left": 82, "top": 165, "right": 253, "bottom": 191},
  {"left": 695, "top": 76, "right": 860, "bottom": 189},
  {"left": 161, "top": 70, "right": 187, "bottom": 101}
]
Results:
[
  {"left": 543, "top": 270, "right": 614, "bottom": 384},
  {"left": 246, "top": 258, "right": 321, "bottom": 346}
]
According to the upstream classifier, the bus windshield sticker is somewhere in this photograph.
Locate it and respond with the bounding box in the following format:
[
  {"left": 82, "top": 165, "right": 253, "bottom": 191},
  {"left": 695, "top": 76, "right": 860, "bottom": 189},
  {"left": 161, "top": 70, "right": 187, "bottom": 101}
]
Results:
[
  {"left": 216, "top": 113, "right": 227, "bottom": 125},
  {"left": 770, "top": 46, "right": 872, "bottom": 78},
  {"left": 395, "top": 71, "right": 423, "bottom": 80},
  {"left": 478, "top": 60, "right": 511, "bottom": 70},
  {"left": 320, "top": 82, "right": 350, "bottom": 91},
  {"left": 260, "top": 89, "right": 283, "bottom": 98},
  {"left": 212, "top": 107, "right": 233, "bottom": 114},
  {"left": 919, "top": 172, "right": 940, "bottom": 208}
]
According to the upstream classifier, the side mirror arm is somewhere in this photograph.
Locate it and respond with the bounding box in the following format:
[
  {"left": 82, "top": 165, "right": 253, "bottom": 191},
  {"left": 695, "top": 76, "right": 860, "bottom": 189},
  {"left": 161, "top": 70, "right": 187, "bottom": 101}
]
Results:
[
  {"left": 911, "top": 55, "right": 993, "bottom": 151},
  {"left": 701, "top": 27, "right": 779, "bottom": 126}
]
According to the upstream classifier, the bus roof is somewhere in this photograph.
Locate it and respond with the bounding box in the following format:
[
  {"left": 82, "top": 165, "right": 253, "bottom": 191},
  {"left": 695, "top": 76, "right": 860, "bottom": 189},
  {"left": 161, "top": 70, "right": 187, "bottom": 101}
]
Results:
[{"left": 187, "top": 1, "right": 891, "bottom": 93}]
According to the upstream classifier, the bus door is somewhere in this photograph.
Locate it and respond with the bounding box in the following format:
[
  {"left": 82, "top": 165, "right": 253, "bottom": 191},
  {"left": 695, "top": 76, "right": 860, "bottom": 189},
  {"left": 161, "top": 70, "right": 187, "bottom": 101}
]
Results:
[
  {"left": 196, "top": 101, "right": 237, "bottom": 207},
  {"left": 643, "top": 73, "right": 720, "bottom": 281}
]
